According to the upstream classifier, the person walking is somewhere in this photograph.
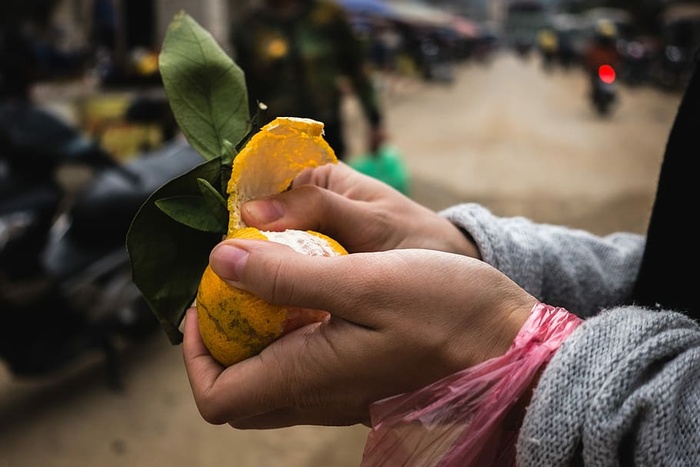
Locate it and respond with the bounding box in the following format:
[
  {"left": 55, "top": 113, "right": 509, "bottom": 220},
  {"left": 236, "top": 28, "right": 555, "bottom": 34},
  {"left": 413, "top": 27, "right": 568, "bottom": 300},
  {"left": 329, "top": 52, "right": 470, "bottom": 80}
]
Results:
[{"left": 231, "top": 0, "right": 386, "bottom": 160}]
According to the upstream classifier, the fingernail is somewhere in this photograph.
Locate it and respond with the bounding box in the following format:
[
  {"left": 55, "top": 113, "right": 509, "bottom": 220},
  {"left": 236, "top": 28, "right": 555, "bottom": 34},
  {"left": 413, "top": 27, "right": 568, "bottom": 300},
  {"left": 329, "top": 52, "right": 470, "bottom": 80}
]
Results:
[
  {"left": 244, "top": 199, "right": 283, "bottom": 224},
  {"left": 210, "top": 244, "right": 249, "bottom": 282}
]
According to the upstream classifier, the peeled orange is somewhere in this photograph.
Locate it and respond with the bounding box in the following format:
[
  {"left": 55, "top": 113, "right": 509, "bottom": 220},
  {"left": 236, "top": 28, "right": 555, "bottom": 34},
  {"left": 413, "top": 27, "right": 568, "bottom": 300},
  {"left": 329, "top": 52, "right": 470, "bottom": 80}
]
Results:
[{"left": 195, "top": 117, "right": 348, "bottom": 366}]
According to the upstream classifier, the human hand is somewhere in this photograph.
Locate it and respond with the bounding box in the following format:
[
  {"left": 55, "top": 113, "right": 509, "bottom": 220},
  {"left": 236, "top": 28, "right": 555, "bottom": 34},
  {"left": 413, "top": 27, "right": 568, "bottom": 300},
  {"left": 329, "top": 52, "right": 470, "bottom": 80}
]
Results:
[
  {"left": 240, "top": 162, "right": 480, "bottom": 258},
  {"left": 182, "top": 239, "right": 535, "bottom": 429}
]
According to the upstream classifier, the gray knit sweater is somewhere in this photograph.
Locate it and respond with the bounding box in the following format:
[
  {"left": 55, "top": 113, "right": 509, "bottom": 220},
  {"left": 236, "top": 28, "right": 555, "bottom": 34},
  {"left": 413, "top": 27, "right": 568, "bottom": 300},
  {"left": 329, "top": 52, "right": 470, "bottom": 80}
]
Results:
[{"left": 443, "top": 203, "right": 700, "bottom": 466}]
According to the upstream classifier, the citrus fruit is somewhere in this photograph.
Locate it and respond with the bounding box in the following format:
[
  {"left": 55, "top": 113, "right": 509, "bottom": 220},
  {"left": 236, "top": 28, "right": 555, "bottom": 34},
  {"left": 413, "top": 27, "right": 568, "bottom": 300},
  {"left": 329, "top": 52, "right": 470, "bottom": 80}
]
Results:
[{"left": 196, "top": 117, "right": 348, "bottom": 366}]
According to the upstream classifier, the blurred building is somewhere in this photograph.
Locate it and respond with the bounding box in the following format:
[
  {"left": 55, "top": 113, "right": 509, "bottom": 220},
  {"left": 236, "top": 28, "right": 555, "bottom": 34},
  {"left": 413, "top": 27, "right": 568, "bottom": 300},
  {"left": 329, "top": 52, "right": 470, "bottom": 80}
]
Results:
[
  {"left": 35, "top": 0, "right": 687, "bottom": 62},
  {"left": 47, "top": 0, "right": 239, "bottom": 58}
]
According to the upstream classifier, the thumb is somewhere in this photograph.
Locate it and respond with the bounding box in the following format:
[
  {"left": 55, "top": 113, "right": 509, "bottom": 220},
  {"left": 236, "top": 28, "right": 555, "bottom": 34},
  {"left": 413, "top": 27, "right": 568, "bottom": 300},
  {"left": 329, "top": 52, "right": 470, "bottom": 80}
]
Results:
[
  {"left": 240, "top": 186, "right": 369, "bottom": 246},
  {"left": 209, "top": 238, "right": 348, "bottom": 315}
]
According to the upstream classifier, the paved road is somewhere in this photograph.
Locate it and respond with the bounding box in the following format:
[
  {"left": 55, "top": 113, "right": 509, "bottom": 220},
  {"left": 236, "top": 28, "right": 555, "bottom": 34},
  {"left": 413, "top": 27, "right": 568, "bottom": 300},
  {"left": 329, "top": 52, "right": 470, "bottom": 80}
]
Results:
[
  {"left": 350, "top": 52, "right": 681, "bottom": 236},
  {"left": 0, "top": 52, "right": 683, "bottom": 467}
]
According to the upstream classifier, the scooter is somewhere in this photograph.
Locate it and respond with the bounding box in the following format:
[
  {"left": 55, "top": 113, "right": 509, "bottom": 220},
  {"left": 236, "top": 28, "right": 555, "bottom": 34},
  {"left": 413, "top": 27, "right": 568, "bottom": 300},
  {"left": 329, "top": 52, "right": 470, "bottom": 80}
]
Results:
[
  {"left": 590, "top": 64, "right": 618, "bottom": 116},
  {"left": 0, "top": 101, "right": 202, "bottom": 388}
]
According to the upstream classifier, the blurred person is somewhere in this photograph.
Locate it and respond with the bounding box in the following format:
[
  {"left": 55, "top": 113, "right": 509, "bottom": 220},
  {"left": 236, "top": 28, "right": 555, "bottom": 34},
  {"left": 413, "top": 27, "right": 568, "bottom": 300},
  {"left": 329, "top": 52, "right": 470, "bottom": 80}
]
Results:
[
  {"left": 230, "top": 0, "right": 386, "bottom": 160},
  {"left": 536, "top": 27, "right": 557, "bottom": 70},
  {"left": 91, "top": 0, "right": 117, "bottom": 52},
  {"left": 369, "top": 19, "right": 402, "bottom": 75},
  {"left": 1, "top": 5, "right": 85, "bottom": 101},
  {"left": 555, "top": 30, "right": 576, "bottom": 69},
  {"left": 180, "top": 36, "right": 699, "bottom": 467},
  {"left": 582, "top": 19, "right": 622, "bottom": 79},
  {"left": 0, "top": 23, "right": 38, "bottom": 101}
]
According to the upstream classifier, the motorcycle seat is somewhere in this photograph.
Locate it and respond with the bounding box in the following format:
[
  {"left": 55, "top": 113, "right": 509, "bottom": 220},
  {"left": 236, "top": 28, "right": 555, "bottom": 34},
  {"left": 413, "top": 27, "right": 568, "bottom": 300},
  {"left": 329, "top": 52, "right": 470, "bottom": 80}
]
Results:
[
  {"left": 0, "top": 102, "right": 103, "bottom": 170},
  {"left": 66, "top": 142, "right": 204, "bottom": 247}
]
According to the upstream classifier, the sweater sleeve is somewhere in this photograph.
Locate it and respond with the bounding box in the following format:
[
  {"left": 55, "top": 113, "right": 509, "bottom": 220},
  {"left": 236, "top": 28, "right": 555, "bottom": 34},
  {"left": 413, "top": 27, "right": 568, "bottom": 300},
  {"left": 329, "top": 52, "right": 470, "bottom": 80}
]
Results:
[
  {"left": 441, "top": 203, "right": 644, "bottom": 318},
  {"left": 517, "top": 306, "right": 700, "bottom": 465}
]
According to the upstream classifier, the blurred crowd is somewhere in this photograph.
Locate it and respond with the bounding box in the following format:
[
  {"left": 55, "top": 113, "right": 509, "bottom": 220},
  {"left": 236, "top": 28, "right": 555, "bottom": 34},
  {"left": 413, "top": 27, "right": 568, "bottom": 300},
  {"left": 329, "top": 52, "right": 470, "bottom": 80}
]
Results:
[
  {"left": 0, "top": 1, "right": 502, "bottom": 148},
  {"left": 0, "top": 1, "right": 501, "bottom": 100},
  {"left": 1, "top": 1, "right": 698, "bottom": 149},
  {"left": 520, "top": 5, "right": 700, "bottom": 92}
]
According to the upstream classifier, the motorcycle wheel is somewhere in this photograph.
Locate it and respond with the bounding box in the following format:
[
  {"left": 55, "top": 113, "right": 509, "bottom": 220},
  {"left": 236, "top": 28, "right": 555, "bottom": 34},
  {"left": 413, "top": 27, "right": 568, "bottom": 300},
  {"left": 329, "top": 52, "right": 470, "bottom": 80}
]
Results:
[{"left": 595, "top": 99, "right": 612, "bottom": 115}]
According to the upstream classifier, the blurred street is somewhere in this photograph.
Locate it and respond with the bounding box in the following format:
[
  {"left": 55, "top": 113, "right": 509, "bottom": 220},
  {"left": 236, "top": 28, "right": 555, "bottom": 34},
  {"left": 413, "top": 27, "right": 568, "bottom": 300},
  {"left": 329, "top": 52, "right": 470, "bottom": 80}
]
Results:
[{"left": 0, "top": 51, "right": 683, "bottom": 467}]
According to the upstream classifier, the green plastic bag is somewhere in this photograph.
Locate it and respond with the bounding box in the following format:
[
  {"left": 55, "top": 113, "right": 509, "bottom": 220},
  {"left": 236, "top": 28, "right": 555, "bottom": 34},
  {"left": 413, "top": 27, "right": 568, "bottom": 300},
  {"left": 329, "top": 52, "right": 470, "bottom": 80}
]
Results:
[{"left": 349, "top": 145, "right": 410, "bottom": 195}]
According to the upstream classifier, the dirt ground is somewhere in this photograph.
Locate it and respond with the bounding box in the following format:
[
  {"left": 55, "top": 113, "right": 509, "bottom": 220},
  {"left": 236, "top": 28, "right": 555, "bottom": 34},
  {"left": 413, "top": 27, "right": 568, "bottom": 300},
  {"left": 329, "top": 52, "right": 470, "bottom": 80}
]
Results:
[{"left": 0, "top": 52, "right": 683, "bottom": 467}]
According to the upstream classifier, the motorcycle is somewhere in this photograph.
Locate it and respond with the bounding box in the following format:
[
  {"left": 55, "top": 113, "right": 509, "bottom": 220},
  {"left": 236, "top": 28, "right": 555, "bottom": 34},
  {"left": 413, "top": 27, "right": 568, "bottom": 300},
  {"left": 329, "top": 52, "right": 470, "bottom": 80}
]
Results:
[
  {"left": 0, "top": 101, "right": 201, "bottom": 388},
  {"left": 590, "top": 63, "right": 618, "bottom": 116}
]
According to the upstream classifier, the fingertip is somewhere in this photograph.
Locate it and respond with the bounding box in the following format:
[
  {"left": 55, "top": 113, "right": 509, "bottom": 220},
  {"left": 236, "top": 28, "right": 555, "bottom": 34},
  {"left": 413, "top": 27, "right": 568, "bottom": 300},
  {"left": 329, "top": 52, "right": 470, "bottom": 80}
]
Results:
[
  {"left": 210, "top": 243, "right": 250, "bottom": 282},
  {"left": 242, "top": 198, "right": 284, "bottom": 226},
  {"left": 184, "top": 307, "right": 198, "bottom": 333},
  {"left": 182, "top": 307, "right": 201, "bottom": 351}
]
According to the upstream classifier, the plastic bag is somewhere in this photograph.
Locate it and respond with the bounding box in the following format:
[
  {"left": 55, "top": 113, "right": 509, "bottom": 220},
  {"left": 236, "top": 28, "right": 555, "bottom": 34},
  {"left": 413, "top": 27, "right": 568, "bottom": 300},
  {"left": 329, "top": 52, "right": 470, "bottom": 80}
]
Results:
[
  {"left": 361, "top": 303, "right": 582, "bottom": 467},
  {"left": 349, "top": 145, "right": 410, "bottom": 195}
]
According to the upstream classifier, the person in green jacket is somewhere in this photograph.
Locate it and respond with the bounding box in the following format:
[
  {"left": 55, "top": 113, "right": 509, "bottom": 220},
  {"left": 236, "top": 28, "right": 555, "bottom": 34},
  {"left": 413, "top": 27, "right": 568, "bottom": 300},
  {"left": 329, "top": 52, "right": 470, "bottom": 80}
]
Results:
[{"left": 231, "top": 0, "right": 386, "bottom": 160}]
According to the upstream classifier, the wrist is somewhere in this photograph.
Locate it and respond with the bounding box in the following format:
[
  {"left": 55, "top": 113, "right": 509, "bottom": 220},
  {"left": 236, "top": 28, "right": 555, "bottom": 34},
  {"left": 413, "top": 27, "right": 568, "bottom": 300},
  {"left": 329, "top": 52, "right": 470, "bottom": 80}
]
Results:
[
  {"left": 464, "top": 298, "right": 533, "bottom": 367},
  {"left": 442, "top": 222, "right": 481, "bottom": 259},
  {"left": 365, "top": 302, "right": 583, "bottom": 466}
]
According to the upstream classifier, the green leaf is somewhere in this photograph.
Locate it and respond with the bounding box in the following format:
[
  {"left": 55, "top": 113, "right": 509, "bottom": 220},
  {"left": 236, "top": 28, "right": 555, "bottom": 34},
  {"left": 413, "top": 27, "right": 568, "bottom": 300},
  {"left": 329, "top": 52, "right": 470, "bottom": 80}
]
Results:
[
  {"left": 127, "top": 156, "right": 223, "bottom": 344},
  {"left": 198, "top": 177, "right": 227, "bottom": 208},
  {"left": 128, "top": 12, "right": 260, "bottom": 345},
  {"left": 221, "top": 139, "right": 235, "bottom": 166},
  {"left": 219, "top": 141, "right": 235, "bottom": 193},
  {"left": 198, "top": 177, "right": 229, "bottom": 231},
  {"left": 155, "top": 195, "right": 227, "bottom": 233},
  {"left": 159, "top": 11, "right": 251, "bottom": 161}
]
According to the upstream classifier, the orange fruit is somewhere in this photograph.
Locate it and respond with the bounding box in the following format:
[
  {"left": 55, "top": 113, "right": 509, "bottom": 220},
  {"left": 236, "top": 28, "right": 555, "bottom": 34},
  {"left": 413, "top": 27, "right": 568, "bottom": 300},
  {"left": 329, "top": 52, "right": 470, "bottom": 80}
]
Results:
[{"left": 196, "top": 117, "right": 348, "bottom": 366}]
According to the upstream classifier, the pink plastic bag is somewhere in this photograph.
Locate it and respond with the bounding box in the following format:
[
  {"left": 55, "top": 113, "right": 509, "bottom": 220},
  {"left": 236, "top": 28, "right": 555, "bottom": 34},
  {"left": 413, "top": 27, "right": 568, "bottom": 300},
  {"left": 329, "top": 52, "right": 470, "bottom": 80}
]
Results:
[{"left": 362, "top": 303, "right": 582, "bottom": 467}]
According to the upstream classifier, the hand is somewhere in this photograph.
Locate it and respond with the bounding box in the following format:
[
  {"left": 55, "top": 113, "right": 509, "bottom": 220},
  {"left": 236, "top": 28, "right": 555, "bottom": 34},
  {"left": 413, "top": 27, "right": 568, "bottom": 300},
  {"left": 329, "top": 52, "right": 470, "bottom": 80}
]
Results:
[
  {"left": 240, "top": 162, "right": 480, "bottom": 258},
  {"left": 182, "top": 239, "right": 535, "bottom": 429}
]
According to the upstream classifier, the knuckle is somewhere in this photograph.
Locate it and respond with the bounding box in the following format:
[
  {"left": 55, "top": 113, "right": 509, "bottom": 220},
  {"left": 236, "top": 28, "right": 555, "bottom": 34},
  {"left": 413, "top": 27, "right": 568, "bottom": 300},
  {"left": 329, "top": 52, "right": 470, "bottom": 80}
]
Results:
[
  {"left": 264, "top": 255, "right": 295, "bottom": 305},
  {"left": 196, "top": 394, "right": 225, "bottom": 425},
  {"left": 297, "top": 184, "right": 325, "bottom": 207}
]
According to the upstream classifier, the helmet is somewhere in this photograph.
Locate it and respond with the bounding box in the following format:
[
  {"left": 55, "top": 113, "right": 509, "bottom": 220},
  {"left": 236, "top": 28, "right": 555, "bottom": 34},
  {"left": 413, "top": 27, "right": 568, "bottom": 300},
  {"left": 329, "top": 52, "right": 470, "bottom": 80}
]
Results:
[{"left": 595, "top": 19, "right": 618, "bottom": 39}]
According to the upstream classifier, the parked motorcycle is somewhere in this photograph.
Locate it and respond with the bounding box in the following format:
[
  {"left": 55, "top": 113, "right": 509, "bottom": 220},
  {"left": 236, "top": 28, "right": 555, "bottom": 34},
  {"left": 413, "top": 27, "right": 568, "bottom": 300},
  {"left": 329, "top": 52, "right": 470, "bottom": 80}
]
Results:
[
  {"left": 0, "top": 101, "right": 201, "bottom": 388},
  {"left": 590, "top": 64, "right": 618, "bottom": 116}
]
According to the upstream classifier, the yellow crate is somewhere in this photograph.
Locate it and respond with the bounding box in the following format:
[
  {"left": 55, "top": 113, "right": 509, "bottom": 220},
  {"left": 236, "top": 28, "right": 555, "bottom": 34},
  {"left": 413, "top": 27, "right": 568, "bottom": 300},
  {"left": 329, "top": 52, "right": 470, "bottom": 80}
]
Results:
[
  {"left": 78, "top": 93, "right": 133, "bottom": 135},
  {"left": 77, "top": 93, "right": 164, "bottom": 162},
  {"left": 99, "top": 122, "right": 163, "bottom": 162}
]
